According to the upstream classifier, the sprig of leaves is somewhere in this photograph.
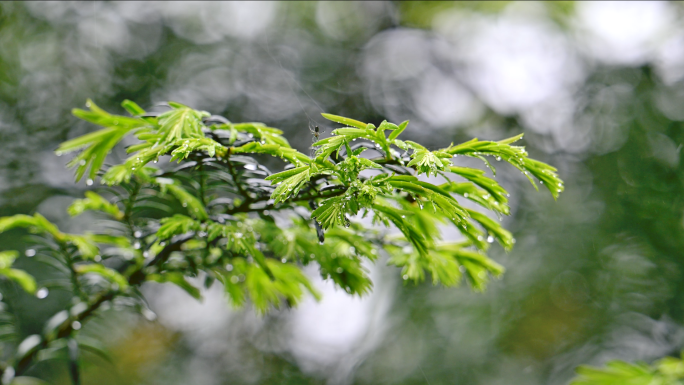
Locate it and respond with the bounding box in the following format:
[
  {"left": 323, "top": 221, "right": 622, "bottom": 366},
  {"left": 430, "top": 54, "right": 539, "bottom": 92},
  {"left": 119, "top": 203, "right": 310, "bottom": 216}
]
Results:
[
  {"left": 571, "top": 354, "right": 684, "bottom": 385},
  {"left": 0, "top": 101, "right": 564, "bottom": 382}
]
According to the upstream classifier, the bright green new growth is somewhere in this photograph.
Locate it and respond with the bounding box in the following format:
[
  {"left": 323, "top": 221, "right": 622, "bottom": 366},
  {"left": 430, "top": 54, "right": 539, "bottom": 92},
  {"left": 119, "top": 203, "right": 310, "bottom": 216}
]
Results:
[
  {"left": 0, "top": 99, "right": 563, "bottom": 383},
  {"left": 570, "top": 353, "right": 684, "bottom": 385}
]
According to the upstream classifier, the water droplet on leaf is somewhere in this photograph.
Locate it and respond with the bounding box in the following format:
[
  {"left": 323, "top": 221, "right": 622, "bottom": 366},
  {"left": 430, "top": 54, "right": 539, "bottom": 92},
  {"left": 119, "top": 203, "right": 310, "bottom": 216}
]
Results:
[{"left": 36, "top": 288, "right": 49, "bottom": 299}]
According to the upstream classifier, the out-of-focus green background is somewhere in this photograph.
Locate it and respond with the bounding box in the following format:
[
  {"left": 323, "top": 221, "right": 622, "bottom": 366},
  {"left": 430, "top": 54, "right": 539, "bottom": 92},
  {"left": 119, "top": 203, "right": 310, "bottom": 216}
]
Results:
[{"left": 1, "top": 1, "right": 684, "bottom": 384}]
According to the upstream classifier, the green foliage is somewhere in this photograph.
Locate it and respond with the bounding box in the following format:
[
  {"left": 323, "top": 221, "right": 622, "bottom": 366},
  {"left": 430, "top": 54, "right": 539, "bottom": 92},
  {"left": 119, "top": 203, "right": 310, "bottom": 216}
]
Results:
[
  {"left": 74, "top": 264, "right": 128, "bottom": 290},
  {"left": 67, "top": 191, "right": 123, "bottom": 220},
  {"left": 56, "top": 99, "right": 147, "bottom": 181},
  {"left": 146, "top": 272, "right": 201, "bottom": 300},
  {"left": 0, "top": 99, "right": 563, "bottom": 382},
  {"left": 571, "top": 354, "right": 684, "bottom": 385},
  {"left": 0, "top": 251, "right": 37, "bottom": 294}
]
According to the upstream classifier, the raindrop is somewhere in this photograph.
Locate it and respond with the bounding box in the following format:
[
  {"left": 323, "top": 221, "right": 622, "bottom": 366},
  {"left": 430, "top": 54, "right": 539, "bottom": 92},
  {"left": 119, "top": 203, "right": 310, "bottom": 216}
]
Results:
[
  {"left": 133, "top": 242, "right": 141, "bottom": 249},
  {"left": 487, "top": 235, "right": 494, "bottom": 243},
  {"left": 477, "top": 236, "right": 483, "bottom": 241},
  {"left": 319, "top": 241, "right": 324, "bottom": 245},
  {"left": 142, "top": 309, "right": 157, "bottom": 321},
  {"left": 402, "top": 274, "right": 409, "bottom": 280},
  {"left": 71, "top": 321, "right": 82, "bottom": 330},
  {"left": 25, "top": 249, "right": 36, "bottom": 257},
  {"left": 134, "top": 231, "right": 142, "bottom": 238},
  {"left": 310, "top": 253, "right": 315, "bottom": 258},
  {"left": 79, "top": 160, "right": 86, "bottom": 166},
  {"left": 182, "top": 203, "right": 188, "bottom": 207},
  {"left": 401, "top": 215, "right": 406, "bottom": 218},
  {"left": 496, "top": 156, "right": 501, "bottom": 161},
  {"left": 86, "top": 179, "right": 93, "bottom": 186},
  {"left": 94, "top": 255, "right": 102, "bottom": 262},
  {"left": 464, "top": 193, "right": 469, "bottom": 198},
  {"left": 349, "top": 246, "right": 355, "bottom": 254},
  {"left": 336, "top": 267, "right": 343, "bottom": 274},
  {"left": 226, "top": 264, "right": 233, "bottom": 271},
  {"left": 230, "top": 276, "right": 239, "bottom": 284},
  {"left": 281, "top": 258, "right": 287, "bottom": 263},
  {"left": 36, "top": 288, "right": 49, "bottom": 299}
]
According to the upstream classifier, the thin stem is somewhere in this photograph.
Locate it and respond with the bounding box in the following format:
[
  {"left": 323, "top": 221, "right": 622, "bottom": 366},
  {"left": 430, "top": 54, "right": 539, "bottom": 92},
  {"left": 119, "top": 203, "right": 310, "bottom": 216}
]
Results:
[
  {"left": 61, "top": 243, "right": 87, "bottom": 302},
  {"left": 14, "top": 291, "right": 115, "bottom": 376},
  {"left": 123, "top": 180, "right": 142, "bottom": 236},
  {"left": 226, "top": 185, "right": 347, "bottom": 214},
  {"left": 198, "top": 159, "right": 207, "bottom": 207},
  {"left": 226, "top": 155, "right": 250, "bottom": 201}
]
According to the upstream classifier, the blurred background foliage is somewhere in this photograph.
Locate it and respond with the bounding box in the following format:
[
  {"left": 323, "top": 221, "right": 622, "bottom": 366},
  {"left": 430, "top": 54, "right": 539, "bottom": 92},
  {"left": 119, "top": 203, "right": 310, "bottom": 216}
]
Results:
[{"left": 1, "top": 1, "right": 684, "bottom": 384}]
